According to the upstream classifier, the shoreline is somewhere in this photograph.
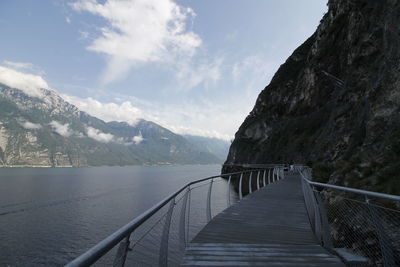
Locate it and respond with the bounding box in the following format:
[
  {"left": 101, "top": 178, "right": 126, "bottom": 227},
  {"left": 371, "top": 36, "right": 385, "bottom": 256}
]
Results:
[{"left": 0, "top": 163, "right": 223, "bottom": 168}]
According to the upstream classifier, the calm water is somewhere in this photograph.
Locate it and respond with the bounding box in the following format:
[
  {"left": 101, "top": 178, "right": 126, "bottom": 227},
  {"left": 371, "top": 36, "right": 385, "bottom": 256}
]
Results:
[{"left": 0, "top": 165, "right": 222, "bottom": 266}]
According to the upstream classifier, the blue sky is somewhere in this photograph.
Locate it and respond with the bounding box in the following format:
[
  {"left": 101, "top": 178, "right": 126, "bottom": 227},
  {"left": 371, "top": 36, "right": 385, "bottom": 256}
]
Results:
[{"left": 0, "top": 0, "right": 327, "bottom": 140}]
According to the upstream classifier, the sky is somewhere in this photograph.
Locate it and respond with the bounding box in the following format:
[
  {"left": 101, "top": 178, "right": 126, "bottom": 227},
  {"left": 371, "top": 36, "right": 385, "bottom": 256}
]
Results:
[{"left": 0, "top": 0, "right": 327, "bottom": 140}]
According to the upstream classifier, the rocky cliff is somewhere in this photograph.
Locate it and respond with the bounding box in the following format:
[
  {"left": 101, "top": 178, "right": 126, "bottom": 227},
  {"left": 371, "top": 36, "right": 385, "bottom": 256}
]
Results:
[{"left": 224, "top": 0, "right": 400, "bottom": 194}]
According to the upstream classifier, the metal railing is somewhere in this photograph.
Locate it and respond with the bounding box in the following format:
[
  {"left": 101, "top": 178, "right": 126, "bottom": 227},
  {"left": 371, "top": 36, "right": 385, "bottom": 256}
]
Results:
[
  {"left": 66, "top": 166, "right": 285, "bottom": 267},
  {"left": 299, "top": 166, "right": 400, "bottom": 267}
]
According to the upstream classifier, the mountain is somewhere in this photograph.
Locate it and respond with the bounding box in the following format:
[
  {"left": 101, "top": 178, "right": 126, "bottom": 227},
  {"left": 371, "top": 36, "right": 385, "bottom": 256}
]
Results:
[
  {"left": 183, "top": 135, "right": 230, "bottom": 162},
  {"left": 0, "top": 82, "right": 221, "bottom": 166},
  {"left": 224, "top": 0, "right": 400, "bottom": 194}
]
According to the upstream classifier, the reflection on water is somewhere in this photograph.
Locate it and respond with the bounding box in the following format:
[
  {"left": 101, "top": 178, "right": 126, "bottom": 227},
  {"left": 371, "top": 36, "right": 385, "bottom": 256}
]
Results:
[{"left": 0, "top": 165, "right": 224, "bottom": 266}]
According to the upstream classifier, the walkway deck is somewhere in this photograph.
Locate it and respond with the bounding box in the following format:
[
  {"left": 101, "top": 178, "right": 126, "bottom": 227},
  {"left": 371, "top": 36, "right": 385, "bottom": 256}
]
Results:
[{"left": 181, "top": 174, "right": 345, "bottom": 267}]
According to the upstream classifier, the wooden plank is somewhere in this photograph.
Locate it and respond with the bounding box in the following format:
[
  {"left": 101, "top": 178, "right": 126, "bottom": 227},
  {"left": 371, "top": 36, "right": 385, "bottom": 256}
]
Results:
[
  {"left": 182, "top": 243, "right": 344, "bottom": 267},
  {"left": 181, "top": 174, "right": 345, "bottom": 266}
]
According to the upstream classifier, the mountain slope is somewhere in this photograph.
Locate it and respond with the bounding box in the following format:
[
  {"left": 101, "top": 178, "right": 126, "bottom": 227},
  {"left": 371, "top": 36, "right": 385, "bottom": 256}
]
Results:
[
  {"left": 183, "top": 135, "right": 230, "bottom": 162},
  {"left": 224, "top": 0, "right": 400, "bottom": 194},
  {"left": 0, "top": 82, "right": 220, "bottom": 166}
]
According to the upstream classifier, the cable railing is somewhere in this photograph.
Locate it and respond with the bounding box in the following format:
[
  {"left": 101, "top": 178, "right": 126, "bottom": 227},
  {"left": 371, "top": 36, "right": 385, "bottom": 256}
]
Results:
[
  {"left": 298, "top": 166, "right": 400, "bottom": 267},
  {"left": 66, "top": 166, "right": 285, "bottom": 267}
]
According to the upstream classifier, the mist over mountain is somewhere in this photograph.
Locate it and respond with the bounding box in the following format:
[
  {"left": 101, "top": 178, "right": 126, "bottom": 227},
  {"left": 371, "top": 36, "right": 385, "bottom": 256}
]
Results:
[
  {"left": 0, "top": 82, "right": 222, "bottom": 167},
  {"left": 183, "top": 135, "right": 230, "bottom": 162}
]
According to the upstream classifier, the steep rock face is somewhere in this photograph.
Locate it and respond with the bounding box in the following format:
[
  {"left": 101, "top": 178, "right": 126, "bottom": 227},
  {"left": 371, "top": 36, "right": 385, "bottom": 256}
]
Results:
[{"left": 225, "top": 0, "right": 400, "bottom": 194}]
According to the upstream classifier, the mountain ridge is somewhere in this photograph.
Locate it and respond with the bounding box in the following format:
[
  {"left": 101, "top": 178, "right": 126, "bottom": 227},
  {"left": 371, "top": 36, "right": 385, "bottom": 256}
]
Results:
[{"left": 0, "top": 82, "right": 224, "bottom": 167}]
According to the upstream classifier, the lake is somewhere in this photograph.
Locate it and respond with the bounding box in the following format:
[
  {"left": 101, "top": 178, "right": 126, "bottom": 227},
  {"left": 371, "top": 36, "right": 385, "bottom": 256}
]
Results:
[{"left": 0, "top": 165, "right": 224, "bottom": 266}]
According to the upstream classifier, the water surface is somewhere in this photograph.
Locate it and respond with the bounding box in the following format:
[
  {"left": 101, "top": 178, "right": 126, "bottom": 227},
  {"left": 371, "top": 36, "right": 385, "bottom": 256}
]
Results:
[{"left": 0, "top": 165, "right": 222, "bottom": 266}]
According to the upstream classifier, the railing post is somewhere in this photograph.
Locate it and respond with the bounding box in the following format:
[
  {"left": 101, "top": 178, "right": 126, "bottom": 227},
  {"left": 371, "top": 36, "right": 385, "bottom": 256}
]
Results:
[
  {"left": 301, "top": 179, "right": 315, "bottom": 231},
  {"left": 207, "top": 178, "right": 214, "bottom": 222},
  {"left": 365, "top": 197, "right": 395, "bottom": 267},
  {"left": 186, "top": 188, "right": 191, "bottom": 243},
  {"left": 227, "top": 175, "right": 232, "bottom": 207},
  {"left": 312, "top": 189, "right": 322, "bottom": 244},
  {"left": 113, "top": 234, "right": 131, "bottom": 267},
  {"left": 248, "top": 171, "right": 253, "bottom": 194},
  {"left": 239, "top": 173, "right": 243, "bottom": 199},
  {"left": 256, "top": 171, "right": 260, "bottom": 190},
  {"left": 263, "top": 170, "right": 266, "bottom": 187},
  {"left": 159, "top": 199, "right": 175, "bottom": 267},
  {"left": 314, "top": 192, "right": 332, "bottom": 249},
  {"left": 268, "top": 168, "right": 271, "bottom": 184},
  {"left": 272, "top": 168, "right": 276, "bottom": 182},
  {"left": 179, "top": 188, "right": 190, "bottom": 251}
]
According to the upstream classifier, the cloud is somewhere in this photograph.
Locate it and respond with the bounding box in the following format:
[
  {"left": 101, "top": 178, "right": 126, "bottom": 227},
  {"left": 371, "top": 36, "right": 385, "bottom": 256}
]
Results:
[
  {"left": 55, "top": 57, "right": 275, "bottom": 143},
  {"left": 20, "top": 121, "right": 42, "bottom": 130},
  {"left": 62, "top": 93, "right": 241, "bottom": 141},
  {"left": 61, "top": 95, "right": 143, "bottom": 125},
  {"left": 169, "top": 126, "right": 232, "bottom": 141},
  {"left": 79, "top": 30, "right": 89, "bottom": 40},
  {"left": 232, "top": 56, "right": 276, "bottom": 84},
  {"left": 3, "top": 60, "right": 35, "bottom": 71},
  {"left": 86, "top": 126, "right": 114, "bottom": 143},
  {"left": 71, "top": 0, "right": 201, "bottom": 84},
  {"left": 231, "top": 55, "right": 280, "bottom": 103},
  {"left": 0, "top": 66, "right": 49, "bottom": 98},
  {"left": 132, "top": 132, "right": 144, "bottom": 144},
  {"left": 3, "top": 60, "right": 45, "bottom": 75},
  {"left": 49, "top": 121, "right": 73, "bottom": 137},
  {"left": 175, "top": 58, "right": 223, "bottom": 90},
  {"left": 66, "top": 16, "right": 71, "bottom": 24}
]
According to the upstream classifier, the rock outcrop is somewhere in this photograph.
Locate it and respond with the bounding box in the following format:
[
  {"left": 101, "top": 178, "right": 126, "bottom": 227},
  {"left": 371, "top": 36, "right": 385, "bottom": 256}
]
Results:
[{"left": 225, "top": 0, "right": 400, "bottom": 194}]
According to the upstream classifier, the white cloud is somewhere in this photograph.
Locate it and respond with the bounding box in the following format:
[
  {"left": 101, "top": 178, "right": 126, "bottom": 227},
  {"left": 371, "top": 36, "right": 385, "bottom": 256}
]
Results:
[
  {"left": 49, "top": 121, "right": 73, "bottom": 137},
  {"left": 20, "top": 121, "right": 42, "bottom": 130},
  {"left": 175, "top": 58, "right": 222, "bottom": 90},
  {"left": 71, "top": 0, "right": 201, "bottom": 84},
  {"left": 62, "top": 93, "right": 242, "bottom": 141},
  {"left": 231, "top": 55, "right": 280, "bottom": 103},
  {"left": 79, "top": 30, "right": 89, "bottom": 40},
  {"left": 61, "top": 95, "right": 143, "bottom": 125},
  {"left": 3, "top": 60, "right": 35, "bottom": 71},
  {"left": 3, "top": 60, "right": 45, "bottom": 75},
  {"left": 169, "top": 126, "right": 232, "bottom": 141},
  {"left": 232, "top": 56, "right": 276, "bottom": 84},
  {"left": 132, "top": 132, "right": 143, "bottom": 144},
  {"left": 86, "top": 126, "right": 114, "bottom": 143},
  {"left": 55, "top": 57, "right": 272, "bottom": 143},
  {"left": 66, "top": 16, "right": 71, "bottom": 24},
  {"left": 0, "top": 66, "right": 49, "bottom": 98}
]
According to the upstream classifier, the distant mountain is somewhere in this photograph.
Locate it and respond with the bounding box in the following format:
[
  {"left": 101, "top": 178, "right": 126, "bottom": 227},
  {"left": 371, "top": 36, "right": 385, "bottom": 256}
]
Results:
[
  {"left": 183, "top": 135, "right": 230, "bottom": 162},
  {"left": 0, "top": 82, "right": 221, "bottom": 167}
]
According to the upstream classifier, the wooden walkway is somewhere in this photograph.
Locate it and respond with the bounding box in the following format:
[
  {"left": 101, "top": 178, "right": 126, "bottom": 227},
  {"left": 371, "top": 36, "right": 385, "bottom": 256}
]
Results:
[{"left": 181, "top": 174, "right": 345, "bottom": 266}]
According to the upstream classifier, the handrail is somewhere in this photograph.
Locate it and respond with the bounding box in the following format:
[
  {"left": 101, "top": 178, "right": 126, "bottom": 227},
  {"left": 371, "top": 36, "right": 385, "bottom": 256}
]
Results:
[
  {"left": 297, "top": 166, "right": 400, "bottom": 267},
  {"left": 223, "top": 163, "right": 286, "bottom": 168},
  {"left": 66, "top": 169, "right": 269, "bottom": 267},
  {"left": 299, "top": 168, "right": 400, "bottom": 202},
  {"left": 65, "top": 164, "right": 399, "bottom": 267}
]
